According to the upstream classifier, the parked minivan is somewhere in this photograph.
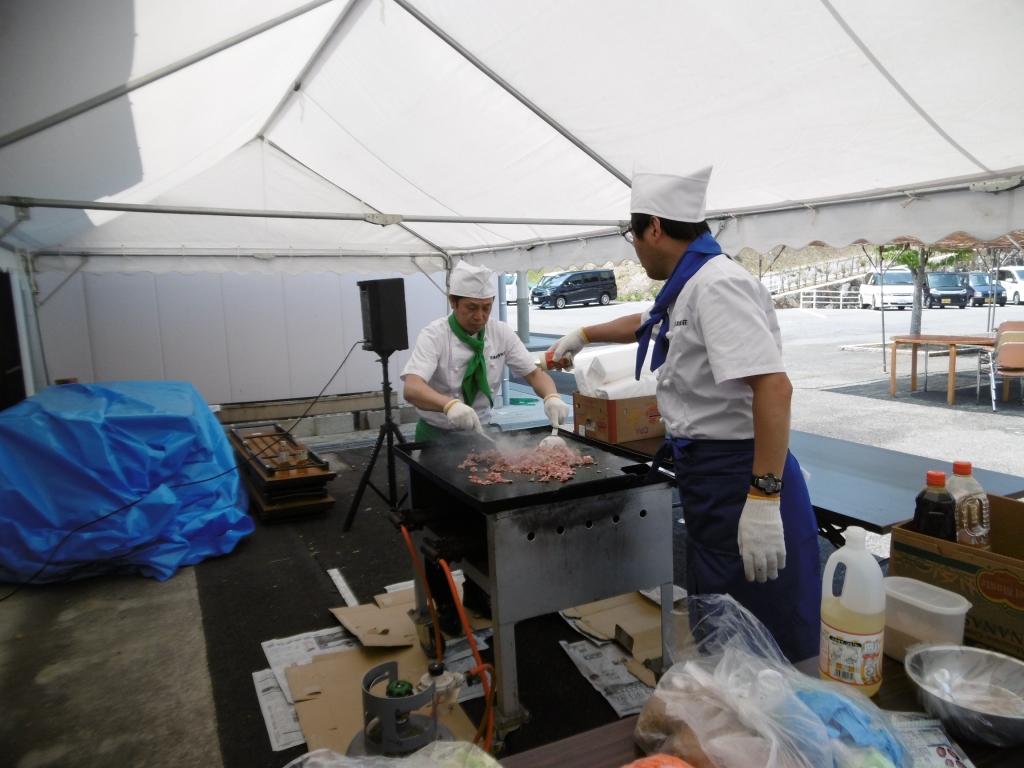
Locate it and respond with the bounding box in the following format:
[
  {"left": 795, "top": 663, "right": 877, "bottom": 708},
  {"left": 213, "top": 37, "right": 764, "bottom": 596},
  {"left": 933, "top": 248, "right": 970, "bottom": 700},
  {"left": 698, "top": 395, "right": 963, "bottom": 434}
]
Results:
[
  {"left": 531, "top": 269, "right": 617, "bottom": 309},
  {"left": 858, "top": 267, "right": 914, "bottom": 309},
  {"left": 998, "top": 266, "right": 1024, "bottom": 305}
]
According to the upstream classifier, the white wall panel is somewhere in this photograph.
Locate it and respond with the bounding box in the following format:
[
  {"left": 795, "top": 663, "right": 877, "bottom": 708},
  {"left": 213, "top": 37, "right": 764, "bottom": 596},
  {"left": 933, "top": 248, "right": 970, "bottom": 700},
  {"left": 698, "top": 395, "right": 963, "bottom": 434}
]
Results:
[
  {"left": 154, "top": 273, "right": 232, "bottom": 404},
  {"left": 282, "top": 271, "right": 347, "bottom": 399},
  {"left": 84, "top": 272, "right": 165, "bottom": 383},
  {"left": 36, "top": 269, "right": 446, "bottom": 404},
  {"left": 220, "top": 272, "right": 292, "bottom": 402},
  {"left": 36, "top": 271, "right": 96, "bottom": 384}
]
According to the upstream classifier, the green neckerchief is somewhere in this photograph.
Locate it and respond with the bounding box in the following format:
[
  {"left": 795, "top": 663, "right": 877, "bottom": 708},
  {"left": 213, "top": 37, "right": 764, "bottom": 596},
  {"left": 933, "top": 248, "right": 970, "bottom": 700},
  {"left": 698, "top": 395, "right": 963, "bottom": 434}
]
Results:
[{"left": 448, "top": 313, "right": 493, "bottom": 407}]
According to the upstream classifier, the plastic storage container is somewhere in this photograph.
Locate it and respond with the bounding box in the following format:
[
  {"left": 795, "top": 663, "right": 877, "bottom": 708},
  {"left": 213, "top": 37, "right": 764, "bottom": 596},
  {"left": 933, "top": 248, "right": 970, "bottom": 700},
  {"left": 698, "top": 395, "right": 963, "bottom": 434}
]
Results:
[
  {"left": 883, "top": 576, "right": 972, "bottom": 662},
  {"left": 819, "top": 526, "right": 886, "bottom": 696}
]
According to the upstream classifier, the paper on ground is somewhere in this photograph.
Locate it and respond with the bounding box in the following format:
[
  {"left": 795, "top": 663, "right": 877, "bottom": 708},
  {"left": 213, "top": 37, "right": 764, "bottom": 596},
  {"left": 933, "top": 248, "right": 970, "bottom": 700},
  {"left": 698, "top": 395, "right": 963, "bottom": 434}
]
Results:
[
  {"left": 443, "top": 629, "right": 492, "bottom": 703},
  {"left": 262, "top": 626, "right": 359, "bottom": 703},
  {"left": 887, "top": 712, "right": 976, "bottom": 768},
  {"left": 559, "top": 639, "right": 654, "bottom": 717},
  {"left": 558, "top": 611, "right": 611, "bottom": 645},
  {"left": 327, "top": 567, "right": 359, "bottom": 607},
  {"left": 253, "top": 669, "right": 305, "bottom": 751}
]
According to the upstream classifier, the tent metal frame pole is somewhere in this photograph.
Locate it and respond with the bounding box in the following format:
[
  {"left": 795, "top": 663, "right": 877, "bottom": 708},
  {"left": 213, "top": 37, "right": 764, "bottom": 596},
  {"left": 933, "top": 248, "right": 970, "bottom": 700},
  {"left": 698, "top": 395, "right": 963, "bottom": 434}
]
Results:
[
  {"left": 0, "top": 0, "right": 337, "bottom": 150},
  {"left": 392, "top": 0, "right": 631, "bottom": 188},
  {"left": 257, "top": 0, "right": 370, "bottom": 140},
  {"left": 0, "top": 196, "right": 622, "bottom": 228}
]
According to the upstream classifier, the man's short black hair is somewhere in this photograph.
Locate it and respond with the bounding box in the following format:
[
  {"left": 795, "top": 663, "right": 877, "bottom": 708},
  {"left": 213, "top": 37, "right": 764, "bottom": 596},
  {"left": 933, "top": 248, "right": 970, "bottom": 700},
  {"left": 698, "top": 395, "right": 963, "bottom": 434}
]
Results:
[{"left": 630, "top": 213, "right": 710, "bottom": 242}]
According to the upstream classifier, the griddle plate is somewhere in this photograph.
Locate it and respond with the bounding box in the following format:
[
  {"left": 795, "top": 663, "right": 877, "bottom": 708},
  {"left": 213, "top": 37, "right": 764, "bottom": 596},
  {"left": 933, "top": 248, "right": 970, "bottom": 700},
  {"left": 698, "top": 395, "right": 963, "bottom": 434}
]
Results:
[{"left": 394, "top": 427, "right": 664, "bottom": 513}]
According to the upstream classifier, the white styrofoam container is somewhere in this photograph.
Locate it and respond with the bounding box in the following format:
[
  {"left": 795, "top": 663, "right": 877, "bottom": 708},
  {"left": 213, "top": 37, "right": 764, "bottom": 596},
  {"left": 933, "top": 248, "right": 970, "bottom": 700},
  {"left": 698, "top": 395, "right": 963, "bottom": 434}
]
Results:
[{"left": 884, "top": 576, "right": 972, "bottom": 662}]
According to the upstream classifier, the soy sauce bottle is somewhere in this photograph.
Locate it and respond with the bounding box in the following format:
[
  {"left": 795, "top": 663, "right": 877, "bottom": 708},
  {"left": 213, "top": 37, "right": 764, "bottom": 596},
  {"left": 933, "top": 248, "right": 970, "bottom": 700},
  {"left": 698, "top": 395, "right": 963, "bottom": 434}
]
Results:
[{"left": 913, "top": 471, "right": 957, "bottom": 542}]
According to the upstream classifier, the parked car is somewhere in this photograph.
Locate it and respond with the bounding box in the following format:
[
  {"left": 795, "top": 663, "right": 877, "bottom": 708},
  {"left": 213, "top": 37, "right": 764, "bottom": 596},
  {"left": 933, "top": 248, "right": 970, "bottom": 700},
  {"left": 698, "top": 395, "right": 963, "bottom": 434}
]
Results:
[
  {"left": 859, "top": 267, "right": 914, "bottom": 310},
  {"left": 530, "top": 269, "right": 617, "bottom": 309},
  {"left": 925, "top": 272, "right": 970, "bottom": 308},
  {"left": 998, "top": 266, "right": 1024, "bottom": 305},
  {"left": 957, "top": 272, "right": 1006, "bottom": 306}
]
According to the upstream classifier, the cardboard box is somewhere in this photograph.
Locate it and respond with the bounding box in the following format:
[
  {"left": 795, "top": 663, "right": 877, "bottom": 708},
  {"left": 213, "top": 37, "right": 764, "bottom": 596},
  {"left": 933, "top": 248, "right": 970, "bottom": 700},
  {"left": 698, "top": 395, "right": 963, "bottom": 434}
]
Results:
[
  {"left": 889, "top": 494, "right": 1024, "bottom": 660},
  {"left": 329, "top": 603, "right": 417, "bottom": 647},
  {"left": 573, "top": 391, "right": 663, "bottom": 444}
]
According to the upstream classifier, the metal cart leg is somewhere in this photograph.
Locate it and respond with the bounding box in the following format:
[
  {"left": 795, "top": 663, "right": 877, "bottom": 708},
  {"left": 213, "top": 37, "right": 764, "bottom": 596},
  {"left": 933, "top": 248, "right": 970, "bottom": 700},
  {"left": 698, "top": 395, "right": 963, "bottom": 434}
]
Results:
[
  {"left": 661, "top": 581, "right": 674, "bottom": 670},
  {"left": 492, "top": 621, "right": 528, "bottom": 731}
]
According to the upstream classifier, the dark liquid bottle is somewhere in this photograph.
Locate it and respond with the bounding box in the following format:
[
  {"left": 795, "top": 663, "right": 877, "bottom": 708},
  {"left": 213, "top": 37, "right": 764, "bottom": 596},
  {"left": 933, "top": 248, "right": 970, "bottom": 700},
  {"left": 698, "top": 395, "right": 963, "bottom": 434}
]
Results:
[{"left": 913, "top": 470, "right": 957, "bottom": 542}]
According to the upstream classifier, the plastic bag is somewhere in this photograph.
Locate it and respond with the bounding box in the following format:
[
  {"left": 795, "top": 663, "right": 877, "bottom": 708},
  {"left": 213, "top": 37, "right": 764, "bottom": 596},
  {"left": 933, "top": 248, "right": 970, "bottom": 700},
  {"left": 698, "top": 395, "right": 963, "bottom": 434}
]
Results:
[
  {"left": 282, "top": 742, "right": 499, "bottom": 768},
  {"left": 0, "top": 381, "right": 252, "bottom": 583},
  {"left": 635, "top": 595, "right": 913, "bottom": 768}
]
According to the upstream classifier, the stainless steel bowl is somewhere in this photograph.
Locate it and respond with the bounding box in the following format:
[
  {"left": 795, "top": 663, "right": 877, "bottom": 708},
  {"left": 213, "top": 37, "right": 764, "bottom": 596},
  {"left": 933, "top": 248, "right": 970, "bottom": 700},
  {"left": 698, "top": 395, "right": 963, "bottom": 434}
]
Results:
[{"left": 905, "top": 644, "right": 1024, "bottom": 747}]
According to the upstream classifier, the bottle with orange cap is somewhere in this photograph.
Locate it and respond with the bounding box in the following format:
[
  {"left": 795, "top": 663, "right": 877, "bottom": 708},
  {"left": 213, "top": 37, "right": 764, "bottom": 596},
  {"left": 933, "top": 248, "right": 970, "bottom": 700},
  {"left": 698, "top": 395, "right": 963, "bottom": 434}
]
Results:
[
  {"left": 947, "top": 461, "right": 992, "bottom": 549},
  {"left": 912, "top": 470, "right": 957, "bottom": 542}
]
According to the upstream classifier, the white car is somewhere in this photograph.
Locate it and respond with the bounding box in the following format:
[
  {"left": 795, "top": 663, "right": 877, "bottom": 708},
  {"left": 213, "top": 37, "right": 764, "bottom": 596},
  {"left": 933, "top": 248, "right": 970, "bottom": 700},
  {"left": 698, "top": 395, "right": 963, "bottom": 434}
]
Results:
[
  {"left": 998, "top": 267, "right": 1024, "bottom": 305},
  {"left": 859, "top": 268, "right": 915, "bottom": 310}
]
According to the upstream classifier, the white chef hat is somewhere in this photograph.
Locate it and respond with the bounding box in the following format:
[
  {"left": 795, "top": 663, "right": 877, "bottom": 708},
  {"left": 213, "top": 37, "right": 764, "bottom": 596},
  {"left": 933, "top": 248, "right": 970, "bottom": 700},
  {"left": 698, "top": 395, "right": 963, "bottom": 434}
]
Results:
[
  {"left": 630, "top": 165, "right": 712, "bottom": 223},
  {"left": 450, "top": 261, "right": 496, "bottom": 299}
]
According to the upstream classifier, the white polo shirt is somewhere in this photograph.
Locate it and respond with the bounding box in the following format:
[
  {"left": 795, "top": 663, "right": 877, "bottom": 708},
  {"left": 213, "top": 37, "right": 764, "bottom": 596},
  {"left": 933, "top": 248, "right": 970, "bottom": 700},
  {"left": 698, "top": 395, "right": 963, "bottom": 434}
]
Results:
[
  {"left": 401, "top": 316, "right": 538, "bottom": 429},
  {"left": 643, "top": 254, "right": 785, "bottom": 440}
]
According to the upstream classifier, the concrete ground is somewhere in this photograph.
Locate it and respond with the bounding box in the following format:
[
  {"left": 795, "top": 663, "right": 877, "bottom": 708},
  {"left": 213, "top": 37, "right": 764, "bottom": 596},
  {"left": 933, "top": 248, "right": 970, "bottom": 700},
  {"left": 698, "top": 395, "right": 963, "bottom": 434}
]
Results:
[{"left": 3, "top": 301, "right": 1023, "bottom": 767}]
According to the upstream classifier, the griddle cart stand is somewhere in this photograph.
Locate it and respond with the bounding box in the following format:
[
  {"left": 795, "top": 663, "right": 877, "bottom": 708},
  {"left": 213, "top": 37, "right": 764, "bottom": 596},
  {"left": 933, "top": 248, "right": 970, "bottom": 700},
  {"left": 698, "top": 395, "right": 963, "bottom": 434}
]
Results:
[{"left": 394, "top": 428, "right": 675, "bottom": 732}]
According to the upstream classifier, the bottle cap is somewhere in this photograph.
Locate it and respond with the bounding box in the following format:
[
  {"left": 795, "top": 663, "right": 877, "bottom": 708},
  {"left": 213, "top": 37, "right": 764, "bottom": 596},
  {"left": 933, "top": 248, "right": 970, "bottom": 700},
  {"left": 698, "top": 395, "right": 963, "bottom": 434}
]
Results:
[
  {"left": 927, "top": 470, "right": 947, "bottom": 487},
  {"left": 953, "top": 461, "right": 972, "bottom": 476},
  {"left": 845, "top": 526, "right": 866, "bottom": 549}
]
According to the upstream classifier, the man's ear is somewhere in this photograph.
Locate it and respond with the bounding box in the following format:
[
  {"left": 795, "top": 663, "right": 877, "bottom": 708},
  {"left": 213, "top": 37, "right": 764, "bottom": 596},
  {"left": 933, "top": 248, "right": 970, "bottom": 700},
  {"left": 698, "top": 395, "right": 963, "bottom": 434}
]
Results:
[{"left": 648, "top": 216, "right": 662, "bottom": 241}]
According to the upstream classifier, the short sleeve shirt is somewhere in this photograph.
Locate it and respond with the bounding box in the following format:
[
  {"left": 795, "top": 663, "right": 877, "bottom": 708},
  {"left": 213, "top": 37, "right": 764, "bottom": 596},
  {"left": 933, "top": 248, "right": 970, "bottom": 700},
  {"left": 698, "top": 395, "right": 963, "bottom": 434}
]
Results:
[
  {"left": 401, "top": 317, "right": 537, "bottom": 428},
  {"left": 642, "top": 254, "right": 784, "bottom": 440}
]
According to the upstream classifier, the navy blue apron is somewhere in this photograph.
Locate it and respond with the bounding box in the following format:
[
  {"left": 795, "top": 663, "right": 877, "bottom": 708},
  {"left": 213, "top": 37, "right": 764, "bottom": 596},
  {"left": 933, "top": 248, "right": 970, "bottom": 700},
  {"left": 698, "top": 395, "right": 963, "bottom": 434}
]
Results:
[
  {"left": 648, "top": 439, "right": 821, "bottom": 662},
  {"left": 635, "top": 232, "right": 820, "bottom": 662}
]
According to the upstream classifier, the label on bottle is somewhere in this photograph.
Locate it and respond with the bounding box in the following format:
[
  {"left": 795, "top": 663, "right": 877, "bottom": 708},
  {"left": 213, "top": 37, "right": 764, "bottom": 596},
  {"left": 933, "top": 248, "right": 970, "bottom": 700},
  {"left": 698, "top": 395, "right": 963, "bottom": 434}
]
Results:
[{"left": 818, "top": 620, "right": 883, "bottom": 687}]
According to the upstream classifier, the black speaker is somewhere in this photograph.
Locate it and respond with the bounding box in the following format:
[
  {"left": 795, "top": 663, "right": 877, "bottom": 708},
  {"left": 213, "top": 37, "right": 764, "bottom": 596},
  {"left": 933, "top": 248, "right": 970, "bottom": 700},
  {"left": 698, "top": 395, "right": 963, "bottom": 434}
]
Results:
[{"left": 358, "top": 278, "right": 408, "bottom": 353}]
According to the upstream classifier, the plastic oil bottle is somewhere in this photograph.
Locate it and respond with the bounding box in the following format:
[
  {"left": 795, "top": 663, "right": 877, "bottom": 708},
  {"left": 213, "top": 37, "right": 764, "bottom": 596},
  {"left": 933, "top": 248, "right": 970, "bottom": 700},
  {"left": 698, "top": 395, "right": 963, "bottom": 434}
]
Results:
[
  {"left": 913, "top": 471, "right": 957, "bottom": 542},
  {"left": 946, "top": 461, "right": 992, "bottom": 550},
  {"left": 819, "top": 527, "right": 886, "bottom": 696}
]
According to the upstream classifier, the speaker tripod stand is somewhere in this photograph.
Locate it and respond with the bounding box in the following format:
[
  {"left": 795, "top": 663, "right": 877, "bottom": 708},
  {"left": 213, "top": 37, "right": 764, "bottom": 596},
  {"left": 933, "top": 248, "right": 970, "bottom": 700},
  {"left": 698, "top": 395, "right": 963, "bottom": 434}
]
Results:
[{"left": 342, "top": 351, "right": 406, "bottom": 532}]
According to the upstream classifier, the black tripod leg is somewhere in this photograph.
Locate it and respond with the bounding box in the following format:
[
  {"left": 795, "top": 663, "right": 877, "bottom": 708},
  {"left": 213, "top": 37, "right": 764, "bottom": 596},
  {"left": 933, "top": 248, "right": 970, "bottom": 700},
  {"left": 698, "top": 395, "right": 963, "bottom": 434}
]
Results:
[{"left": 343, "top": 424, "right": 387, "bottom": 532}]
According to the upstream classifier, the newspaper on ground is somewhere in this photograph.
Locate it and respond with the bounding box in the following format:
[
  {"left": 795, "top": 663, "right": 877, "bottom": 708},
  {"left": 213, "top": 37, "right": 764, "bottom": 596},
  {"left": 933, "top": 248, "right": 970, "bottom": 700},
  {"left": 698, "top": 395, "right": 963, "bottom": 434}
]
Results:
[
  {"left": 559, "top": 638, "right": 654, "bottom": 717},
  {"left": 262, "top": 626, "right": 360, "bottom": 703},
  {"left": 441, "top": 629, "right": 492, "bottom": 703},
  {"left": 887, "top": 712, "right": 977, "bottom": 768},
  {"left": 253, "top": 669, "right": 305, "bottom": 751}
]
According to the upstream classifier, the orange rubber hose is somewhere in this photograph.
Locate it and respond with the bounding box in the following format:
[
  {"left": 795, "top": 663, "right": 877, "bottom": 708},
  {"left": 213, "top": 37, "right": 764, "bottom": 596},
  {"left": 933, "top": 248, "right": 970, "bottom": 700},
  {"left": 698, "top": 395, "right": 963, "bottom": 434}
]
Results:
[
  {"left": 399, "top": 525, "right": 444, "bottom": 665},
  {"left": 440, "top": 558, "right": 494, "bottom": 750}
]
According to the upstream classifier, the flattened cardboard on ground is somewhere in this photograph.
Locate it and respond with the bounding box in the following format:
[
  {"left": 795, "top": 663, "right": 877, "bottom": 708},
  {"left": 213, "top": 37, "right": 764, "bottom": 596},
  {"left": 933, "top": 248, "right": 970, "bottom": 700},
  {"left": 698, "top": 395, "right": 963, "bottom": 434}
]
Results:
[
  {"left": 287, "top": 645, "right": 476, "bottom": 753},
  {"left": 890, "top": 494, "right": 1024, "bottom": 660},
  {"left": 330, "top": 603, "right": 417, "bottom": 647},
  {"left": 371, "top": 586, "right": 492, "bottom": 631},
  {"left": 565, "top": 592, "right": 662, "bottom": 646}
]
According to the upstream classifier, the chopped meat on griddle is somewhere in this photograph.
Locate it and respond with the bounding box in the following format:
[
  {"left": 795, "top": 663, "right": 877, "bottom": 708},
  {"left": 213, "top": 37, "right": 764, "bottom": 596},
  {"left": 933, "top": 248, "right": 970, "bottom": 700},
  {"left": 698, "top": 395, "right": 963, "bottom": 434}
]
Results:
[{"left": 462, "top": 445, "right": 595, "bottom": 485}]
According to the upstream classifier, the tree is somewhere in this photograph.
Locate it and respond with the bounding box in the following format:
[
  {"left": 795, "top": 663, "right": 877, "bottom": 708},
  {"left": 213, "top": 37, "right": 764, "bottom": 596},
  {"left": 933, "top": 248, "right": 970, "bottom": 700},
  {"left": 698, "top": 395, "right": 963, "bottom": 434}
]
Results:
[{"left": 886, "top": 245, "right": 972, "bottom": 334}]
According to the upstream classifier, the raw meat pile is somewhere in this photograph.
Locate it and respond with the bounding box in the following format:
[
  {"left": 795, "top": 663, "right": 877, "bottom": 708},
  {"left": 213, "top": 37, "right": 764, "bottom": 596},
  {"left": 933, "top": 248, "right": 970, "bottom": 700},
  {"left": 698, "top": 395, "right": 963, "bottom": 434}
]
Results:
[{"left": 459, "top": 445, "right": 595, "bottom": 485}]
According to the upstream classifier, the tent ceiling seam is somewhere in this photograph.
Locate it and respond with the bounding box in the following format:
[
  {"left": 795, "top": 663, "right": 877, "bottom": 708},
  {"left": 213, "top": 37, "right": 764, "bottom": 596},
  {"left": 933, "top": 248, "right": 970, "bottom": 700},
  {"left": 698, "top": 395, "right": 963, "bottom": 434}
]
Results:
[
  {"left": 393, "top": 0, "right": 631, "bottom": 188},
  {"left": 263, "top": 140, "right": 450, "bottom": 256},
  {"left": 257, "top": 0, "right": 370, "bottom": 140},
  {"left": 0, "top": 0, "right": 338, "bottom": 151},
  {"left": 818, "top": 0, "right": 990, "bottom": 173}
]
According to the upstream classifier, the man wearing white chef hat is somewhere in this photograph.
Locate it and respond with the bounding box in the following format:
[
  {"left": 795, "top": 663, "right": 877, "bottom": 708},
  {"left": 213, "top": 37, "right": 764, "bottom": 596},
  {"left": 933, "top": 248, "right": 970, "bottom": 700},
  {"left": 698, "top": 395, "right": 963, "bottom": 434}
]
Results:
[
  {"left": 547, "top": 165, "right": 821, "bottom": 663},
  {"left": 402, "top": 261, "right": 569, "bottom": 442}
]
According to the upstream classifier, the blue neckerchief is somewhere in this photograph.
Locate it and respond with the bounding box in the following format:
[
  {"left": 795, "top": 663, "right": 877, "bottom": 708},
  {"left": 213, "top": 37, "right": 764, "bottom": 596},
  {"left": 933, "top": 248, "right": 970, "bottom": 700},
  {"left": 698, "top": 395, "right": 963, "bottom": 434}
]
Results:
[{"left": 635, "top": 231, "right": 722, "bottom": 379}]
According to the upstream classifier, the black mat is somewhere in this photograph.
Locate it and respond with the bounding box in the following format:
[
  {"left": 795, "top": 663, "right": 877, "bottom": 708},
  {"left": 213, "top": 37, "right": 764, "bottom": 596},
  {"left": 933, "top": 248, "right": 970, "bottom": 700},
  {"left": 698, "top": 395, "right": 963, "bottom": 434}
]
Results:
[{"left": 825, "top": 372, "right": 1024, "bottom": 416}]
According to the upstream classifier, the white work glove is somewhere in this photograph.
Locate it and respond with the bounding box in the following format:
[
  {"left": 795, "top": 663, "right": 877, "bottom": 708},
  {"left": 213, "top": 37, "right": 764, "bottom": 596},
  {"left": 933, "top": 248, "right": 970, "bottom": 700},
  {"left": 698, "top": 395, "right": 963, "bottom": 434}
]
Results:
[
  {"left": 543, "top": 394, "right": 570, "bottom": 427},
  {"left": 737, "top": 495, "right": 787, "bottom": 583},
  {"left": 546, "top": 328, "right": 589, "bottom": 370},
  {"left": 444, "top": 400, "right": 483, "bottom": 433}
]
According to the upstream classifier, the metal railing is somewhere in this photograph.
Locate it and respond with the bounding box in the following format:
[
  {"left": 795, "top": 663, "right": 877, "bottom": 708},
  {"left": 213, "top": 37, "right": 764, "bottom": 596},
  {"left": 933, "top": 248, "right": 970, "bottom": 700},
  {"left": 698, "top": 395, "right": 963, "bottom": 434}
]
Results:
[
  {"left": 798, "top": 287, "right": 861, "bottom": 309},
  {"left": 761, "top": 254, "right": 871, "bottom": 295}
]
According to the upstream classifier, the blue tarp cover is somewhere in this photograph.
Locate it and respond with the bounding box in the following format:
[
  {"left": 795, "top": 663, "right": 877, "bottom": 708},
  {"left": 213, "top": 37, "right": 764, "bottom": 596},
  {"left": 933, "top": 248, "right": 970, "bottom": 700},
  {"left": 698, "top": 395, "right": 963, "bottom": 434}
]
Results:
[{"left": 0, "top": 381, "right": 253, "bottom": 583}]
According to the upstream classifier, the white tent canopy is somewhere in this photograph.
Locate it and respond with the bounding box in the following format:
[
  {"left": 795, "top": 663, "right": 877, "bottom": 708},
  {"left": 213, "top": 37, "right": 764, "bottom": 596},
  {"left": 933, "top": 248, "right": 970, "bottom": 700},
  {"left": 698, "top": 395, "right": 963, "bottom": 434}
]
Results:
[{"left": 3, "top": 0, "right": 1024, "bottom": 276}]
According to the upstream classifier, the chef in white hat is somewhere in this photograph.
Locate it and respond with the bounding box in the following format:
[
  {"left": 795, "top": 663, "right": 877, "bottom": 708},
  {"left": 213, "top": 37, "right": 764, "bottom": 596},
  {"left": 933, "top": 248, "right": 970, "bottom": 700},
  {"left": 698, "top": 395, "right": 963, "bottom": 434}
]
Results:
[
  {"left": 402, "top": 261, "right": 569, "bottom": 441},
  {"left": 546, "top": 166, "right": 822, "bottom": 665}
]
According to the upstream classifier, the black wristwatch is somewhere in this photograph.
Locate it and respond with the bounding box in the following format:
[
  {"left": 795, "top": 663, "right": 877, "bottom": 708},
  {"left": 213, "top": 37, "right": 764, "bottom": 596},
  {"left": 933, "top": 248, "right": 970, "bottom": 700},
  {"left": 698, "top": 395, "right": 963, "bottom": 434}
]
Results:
[{"left": 751, "top": 473, "right": 784, "bottom": 495}]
